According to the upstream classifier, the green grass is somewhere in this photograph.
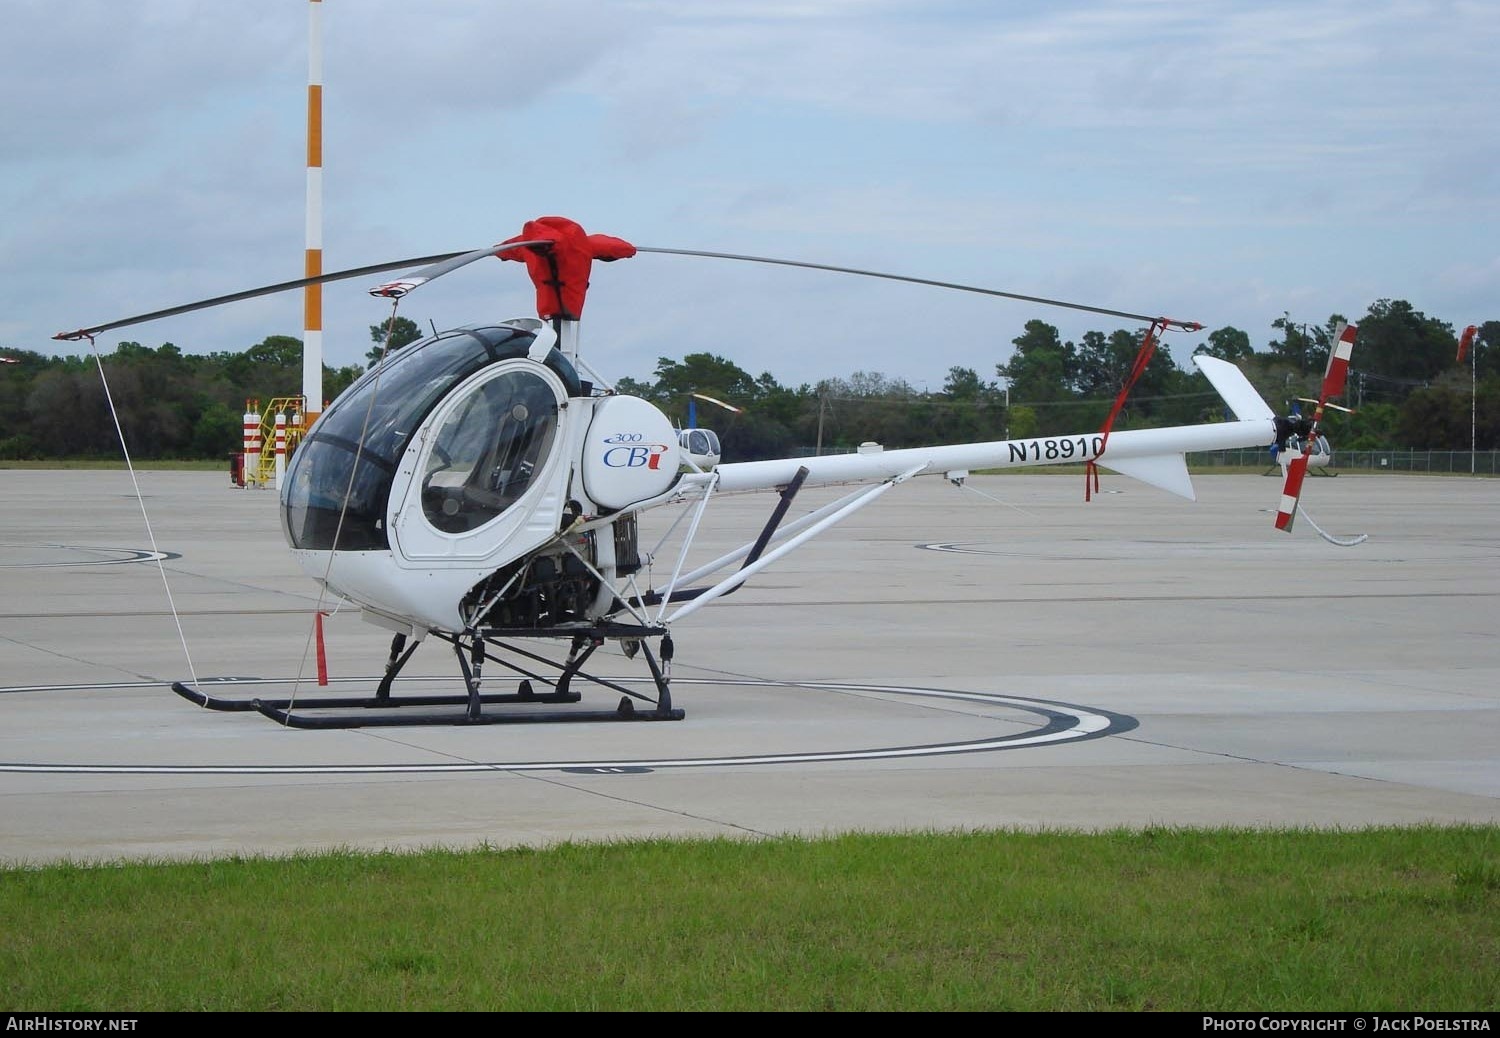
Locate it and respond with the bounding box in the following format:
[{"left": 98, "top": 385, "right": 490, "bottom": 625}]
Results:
[{"left": 2, "top": 826, "right": 1496, "bottom": 1011}]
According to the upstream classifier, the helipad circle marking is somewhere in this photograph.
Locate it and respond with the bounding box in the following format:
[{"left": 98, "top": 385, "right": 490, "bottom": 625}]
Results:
[
  {"left": 0, "top": 543, "right": 180, "bottom": 568},
  {"left": 0, "top": 677, "right": 1137, "bottom": 775}
]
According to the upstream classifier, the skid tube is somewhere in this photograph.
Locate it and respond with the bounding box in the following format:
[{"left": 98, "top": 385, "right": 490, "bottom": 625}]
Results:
[{"left": 170, "top": 621, "right": 685, "bottom": 728}]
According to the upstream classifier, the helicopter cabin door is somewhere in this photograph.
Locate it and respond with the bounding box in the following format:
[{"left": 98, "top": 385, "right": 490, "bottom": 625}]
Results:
[{"left": 388, "top": 360, "right": 570, "bottom": 564}]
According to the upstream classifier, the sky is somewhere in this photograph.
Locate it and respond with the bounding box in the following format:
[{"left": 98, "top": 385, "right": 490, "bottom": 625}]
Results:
[{"left": 3, "top": 0, "right": 1496, "bottom": 395}]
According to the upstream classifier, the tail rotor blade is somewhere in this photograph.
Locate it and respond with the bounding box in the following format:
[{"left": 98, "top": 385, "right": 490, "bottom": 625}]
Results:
[
  {"left": 1274, "top": 322, "right": 1357, "bottom": 535},
  {"left": 1275, "top": 452, "right": 1311, "bottom": 532},
  {"left": 1320, "top": 321, "right": 1357, "bottom": 402}
]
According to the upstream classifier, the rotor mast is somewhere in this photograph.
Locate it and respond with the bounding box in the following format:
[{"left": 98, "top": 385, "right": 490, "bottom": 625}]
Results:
[{"left": 302, "top": 0, "right": 324, "bottom": 423}]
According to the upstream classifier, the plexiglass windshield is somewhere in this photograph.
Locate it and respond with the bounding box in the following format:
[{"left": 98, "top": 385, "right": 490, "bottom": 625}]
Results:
[
  {"left": 421, "top": 370, "right": 559, "bottom": 534},
  {"left": 282, "top": 324, "right": 536, "bottom": 550},
  {"left": 684, "top": 429, "right": 720, "bottom": 456}
]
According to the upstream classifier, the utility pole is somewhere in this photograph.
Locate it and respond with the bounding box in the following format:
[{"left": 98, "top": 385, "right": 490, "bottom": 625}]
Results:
[{"left": 816, "top": 386, "right": 827, "bottom": 455}]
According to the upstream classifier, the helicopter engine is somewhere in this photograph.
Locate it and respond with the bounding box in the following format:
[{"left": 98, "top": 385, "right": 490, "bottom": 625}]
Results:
[
  {"left": 1273, "top": 414, "right": 1315, "bottom": 451},
  {"left": 457, "top": 511, "right": 644, "bottom": 629}
]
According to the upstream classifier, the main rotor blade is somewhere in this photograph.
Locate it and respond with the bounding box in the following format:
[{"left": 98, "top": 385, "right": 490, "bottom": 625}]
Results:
[
  {"left": 369, "top": 239, "right": 549, "bottom": 298},
  {"left": 54, "top": 251, "right": 468, "bottom": 341},
  {"left": 636, "top": 246, "right": 1203, "bottom": 331},
  {"left": 691, "top": 392, "right": 744, "bottom": 414},
  {"left": 56, "top": 239, "right": 558, "bottom": 341},
  {"left": 58, "top": 233, "right": 1207, "bottom": 342}
]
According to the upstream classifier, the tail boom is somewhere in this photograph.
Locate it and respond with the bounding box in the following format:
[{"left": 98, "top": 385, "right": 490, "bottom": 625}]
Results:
[{"left": 712, "top": 419, "right": 1275, "bottom": 497}]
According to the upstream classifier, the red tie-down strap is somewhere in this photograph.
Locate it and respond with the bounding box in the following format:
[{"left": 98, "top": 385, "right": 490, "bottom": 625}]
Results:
[
  {"left": 314, "top": 611, "right": 329, "bottom": 686},
  {"left": 1085, "top": 317, "right": 1178, "bottom": 501},
  {"left": 498, "top": 216, "right": 636, "bottom": 321}
]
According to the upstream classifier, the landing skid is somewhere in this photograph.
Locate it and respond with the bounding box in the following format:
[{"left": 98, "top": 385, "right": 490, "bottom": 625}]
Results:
[{"left": 171, "top": 623, "right": 684, "bottom": 728}]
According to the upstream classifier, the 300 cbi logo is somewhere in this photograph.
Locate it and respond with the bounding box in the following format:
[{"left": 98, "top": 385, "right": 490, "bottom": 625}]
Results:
[{"left": 600, "top": 433, "right": 670, "bottom": 470}]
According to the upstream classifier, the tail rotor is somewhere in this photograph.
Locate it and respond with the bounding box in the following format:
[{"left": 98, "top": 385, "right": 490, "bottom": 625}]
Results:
[{"left": 1273, "top": 321, "right": 1364, "bottom": 543}]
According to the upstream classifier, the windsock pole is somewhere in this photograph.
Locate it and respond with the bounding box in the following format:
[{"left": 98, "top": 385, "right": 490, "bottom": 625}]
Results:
[
  {"left": 1459, "top": 326, "right": 1477, "bottom": 475},
  {"left": 302, "top": 0, "right": 324, "bottom": 425}
]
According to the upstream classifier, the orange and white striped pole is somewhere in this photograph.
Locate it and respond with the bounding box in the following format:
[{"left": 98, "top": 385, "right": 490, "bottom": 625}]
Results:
[{"left": 302, "top": 0, "right": 324, "bottom": 427}]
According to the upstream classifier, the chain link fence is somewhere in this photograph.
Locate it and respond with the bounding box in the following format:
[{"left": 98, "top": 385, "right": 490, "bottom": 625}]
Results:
[{"left": 1187, "top": 449, "right": 1500, "bottom": 475}]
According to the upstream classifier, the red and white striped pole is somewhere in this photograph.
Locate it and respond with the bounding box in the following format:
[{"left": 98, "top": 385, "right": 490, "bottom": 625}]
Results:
[
  {"left": 302, "top": 0, "right": 324, "bottom": 427},
  {"left": 274, "top": 411, "right": 288, "bottom": 489},
  {"left": 242, "top": 404, "right": 261, "bottom": 488}
]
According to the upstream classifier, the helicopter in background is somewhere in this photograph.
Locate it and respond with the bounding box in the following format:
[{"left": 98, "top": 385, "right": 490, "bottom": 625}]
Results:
[
  {"left": 1269, "top": 422, "right": 1333, "bottom": 475},
  {"left": 677, "top": 393, "right": 740, "bottom": 471},
  {"left": 56, "top": 216, "right": 1358, "bottom": 729},
  {"left": 1267, "top": 391, "right": 1355, "bottom": 476}
]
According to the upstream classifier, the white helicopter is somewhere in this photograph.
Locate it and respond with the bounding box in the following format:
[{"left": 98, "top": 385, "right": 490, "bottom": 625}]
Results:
[
  {"left": 1268, "top": 394, "right": 1356, "bottom": 479},
  {"left": 56, "top": 216, "right": 1357, "bottom": 728},
  {"left": 677, "top": 394, "right": 740, "bottom": 472}
]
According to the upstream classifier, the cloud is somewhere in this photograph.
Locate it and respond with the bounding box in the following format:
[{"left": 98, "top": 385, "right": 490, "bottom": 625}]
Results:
[{"left": 4, "top": 1, "right": 1496, "bottom": 392}]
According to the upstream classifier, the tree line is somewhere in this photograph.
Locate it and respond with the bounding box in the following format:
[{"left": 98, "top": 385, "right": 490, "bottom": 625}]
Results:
[
  {"left": 620, "top": 300, "right": 1497, "bottom": 460},
  {"left": 1, "top": 301, "right": 1493, "bottom": 462},
  {"left": 0, "top": 318, "right": 425, "bottom": 461}
]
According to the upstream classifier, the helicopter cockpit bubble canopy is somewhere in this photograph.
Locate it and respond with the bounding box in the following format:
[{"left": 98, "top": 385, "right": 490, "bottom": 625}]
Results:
[
  {"left": 280, "top": 322, "right": 581, "bottom": 554},
  {"left": 683, "top": 428, "right": 720, "bottom": 458}
]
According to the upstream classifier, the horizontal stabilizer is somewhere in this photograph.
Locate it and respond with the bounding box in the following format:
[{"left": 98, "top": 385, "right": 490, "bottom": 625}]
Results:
[
  {"left": 1193, "top": 355, "right": 1275, "bottom": 422},
  {"left": 1097, "top": 452, "right": 1195, "bottom": 500}
]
